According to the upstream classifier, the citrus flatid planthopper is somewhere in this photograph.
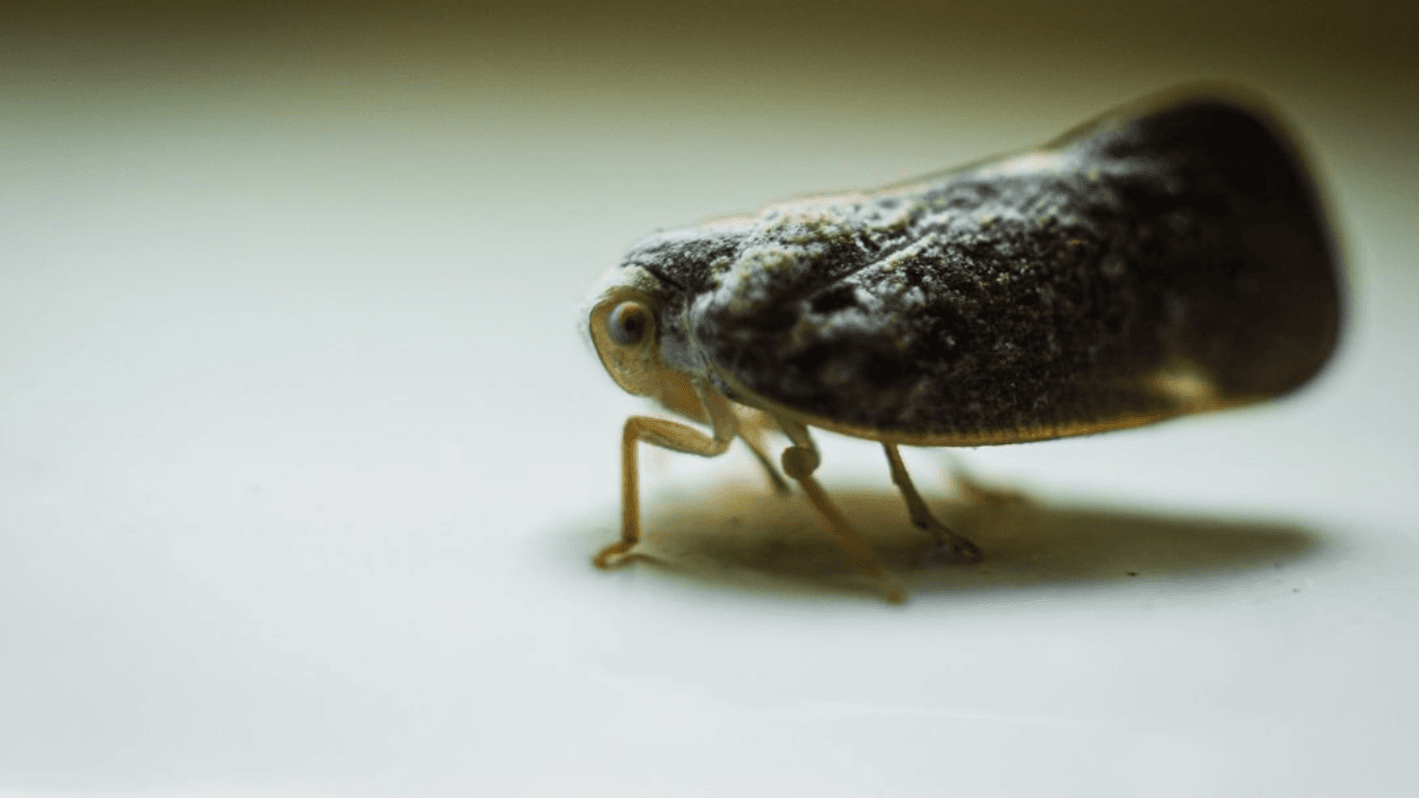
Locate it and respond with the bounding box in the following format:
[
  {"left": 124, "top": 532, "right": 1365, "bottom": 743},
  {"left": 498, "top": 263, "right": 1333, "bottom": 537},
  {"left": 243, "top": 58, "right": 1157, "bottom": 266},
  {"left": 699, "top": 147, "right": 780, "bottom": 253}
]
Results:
[{"left": 585, "top": 86, "right": 1342, "bottom": 602}]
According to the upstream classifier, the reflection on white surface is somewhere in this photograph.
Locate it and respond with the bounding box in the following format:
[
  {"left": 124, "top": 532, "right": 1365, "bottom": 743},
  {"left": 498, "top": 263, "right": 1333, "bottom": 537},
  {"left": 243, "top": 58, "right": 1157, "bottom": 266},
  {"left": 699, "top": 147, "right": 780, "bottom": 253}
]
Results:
[{"left": 1, "top": 5, "right": 1417, "bottom": 797}]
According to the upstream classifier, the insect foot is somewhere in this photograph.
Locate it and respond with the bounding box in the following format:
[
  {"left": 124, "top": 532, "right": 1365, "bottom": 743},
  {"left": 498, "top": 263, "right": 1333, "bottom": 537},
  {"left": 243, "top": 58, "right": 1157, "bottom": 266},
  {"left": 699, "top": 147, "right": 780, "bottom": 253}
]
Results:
[
  {"left": 593, "top": 540, "right": 637, "bottom": 570},
  {"left": 909, "top": 520, "right": 983, "bottom": 566},
  {"left": 936, "top": 535, "right": 984, "bottom": 566}
]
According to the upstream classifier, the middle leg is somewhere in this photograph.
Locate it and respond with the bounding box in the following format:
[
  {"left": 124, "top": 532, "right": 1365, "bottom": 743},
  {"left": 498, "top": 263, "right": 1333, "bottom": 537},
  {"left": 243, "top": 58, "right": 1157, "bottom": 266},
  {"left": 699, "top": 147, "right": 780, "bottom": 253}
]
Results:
[
  {"left": 882, "top": 442, "right": 982, "bottom": 565},
  {"left": 776, "top": 418, "right": 906, "bottom": 603}
]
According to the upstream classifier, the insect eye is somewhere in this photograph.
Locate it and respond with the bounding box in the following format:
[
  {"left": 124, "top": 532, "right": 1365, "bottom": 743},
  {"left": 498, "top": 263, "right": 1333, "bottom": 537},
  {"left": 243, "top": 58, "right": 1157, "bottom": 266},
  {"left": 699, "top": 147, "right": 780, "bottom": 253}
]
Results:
[{"left": 607, "top": 301, "right": 652, "bottom": 346}]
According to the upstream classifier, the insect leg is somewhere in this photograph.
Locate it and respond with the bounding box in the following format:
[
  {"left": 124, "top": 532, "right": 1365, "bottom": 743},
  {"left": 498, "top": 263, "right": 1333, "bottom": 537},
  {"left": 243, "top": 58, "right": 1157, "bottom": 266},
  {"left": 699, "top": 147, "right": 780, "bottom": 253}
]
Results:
[
  {"left": 735, "top": 408, "right": 791, "bottom": 496},
  {"left": 776, "top": 418, "right": 906, "bottom": 603},
  {"left": 595, "top": 384, "right": 741, "bottom": 569},
  {"left": 882, "top": 443, "right": 982, "bottom": 565}
]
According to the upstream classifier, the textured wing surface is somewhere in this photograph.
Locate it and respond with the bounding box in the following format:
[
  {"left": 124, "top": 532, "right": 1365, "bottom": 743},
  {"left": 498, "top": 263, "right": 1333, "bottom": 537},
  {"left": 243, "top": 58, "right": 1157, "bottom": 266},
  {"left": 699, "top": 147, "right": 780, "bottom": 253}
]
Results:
[{"left": 687, "top": 97, "right": 1341, "bottom": 442}]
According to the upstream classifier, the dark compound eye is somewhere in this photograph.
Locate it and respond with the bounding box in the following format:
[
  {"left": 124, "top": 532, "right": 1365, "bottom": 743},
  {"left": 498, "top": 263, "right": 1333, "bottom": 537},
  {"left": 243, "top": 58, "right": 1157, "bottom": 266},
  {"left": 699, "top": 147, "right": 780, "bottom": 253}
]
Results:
[{"left": 608, "top": 301, "right": 651, "bottom": 346}]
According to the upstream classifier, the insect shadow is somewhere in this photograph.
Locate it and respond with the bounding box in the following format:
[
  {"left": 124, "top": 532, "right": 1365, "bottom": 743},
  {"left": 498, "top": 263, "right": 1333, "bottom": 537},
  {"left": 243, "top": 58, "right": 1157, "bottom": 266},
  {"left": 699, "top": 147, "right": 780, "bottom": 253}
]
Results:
[{"left": 620, "top": 478, "right": 1324, "bottom": 600}]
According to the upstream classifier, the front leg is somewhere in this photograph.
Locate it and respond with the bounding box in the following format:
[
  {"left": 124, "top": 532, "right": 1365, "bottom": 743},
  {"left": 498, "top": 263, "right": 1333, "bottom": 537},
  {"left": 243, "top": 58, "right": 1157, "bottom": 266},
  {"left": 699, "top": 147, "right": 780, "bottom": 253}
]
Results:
[{"left": 595, "top": 387, "right": 739, "bottom": 568}]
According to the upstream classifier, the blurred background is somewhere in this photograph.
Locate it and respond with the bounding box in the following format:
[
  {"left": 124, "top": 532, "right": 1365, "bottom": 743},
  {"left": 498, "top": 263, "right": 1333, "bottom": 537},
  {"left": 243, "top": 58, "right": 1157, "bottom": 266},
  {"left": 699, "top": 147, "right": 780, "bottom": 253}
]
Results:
[{"left": 1, "top": 2, "right": 1416, "bottom": 796}]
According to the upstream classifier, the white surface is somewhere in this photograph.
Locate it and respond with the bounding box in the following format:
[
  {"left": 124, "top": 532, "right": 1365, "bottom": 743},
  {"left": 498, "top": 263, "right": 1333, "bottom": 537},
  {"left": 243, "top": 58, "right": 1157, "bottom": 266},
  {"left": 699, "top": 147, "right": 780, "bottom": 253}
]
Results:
[{"left": 2, "top": 13, "right": 1417, "bottom": 797}]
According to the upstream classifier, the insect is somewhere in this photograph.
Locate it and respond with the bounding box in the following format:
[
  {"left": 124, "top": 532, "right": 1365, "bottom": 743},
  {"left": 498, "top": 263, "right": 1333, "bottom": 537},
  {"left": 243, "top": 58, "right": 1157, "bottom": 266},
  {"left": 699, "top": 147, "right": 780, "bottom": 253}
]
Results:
[{"left": 585, "top": 87, "right": 1342, "bottom": 601}]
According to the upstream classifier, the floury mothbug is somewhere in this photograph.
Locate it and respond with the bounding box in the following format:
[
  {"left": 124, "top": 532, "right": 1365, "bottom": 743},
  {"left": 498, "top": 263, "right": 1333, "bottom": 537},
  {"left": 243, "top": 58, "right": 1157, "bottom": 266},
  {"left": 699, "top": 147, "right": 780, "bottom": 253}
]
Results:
[{"left": 585, "top": 87, "right": 1342, "bottom": 601}]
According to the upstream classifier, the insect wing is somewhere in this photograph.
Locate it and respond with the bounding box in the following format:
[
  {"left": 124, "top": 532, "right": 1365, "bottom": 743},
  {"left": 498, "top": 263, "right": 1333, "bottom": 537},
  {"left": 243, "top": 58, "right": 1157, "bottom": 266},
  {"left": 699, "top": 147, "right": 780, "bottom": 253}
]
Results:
[{"left": 689, "top": 96, "right": 1341, "bottom": 445}]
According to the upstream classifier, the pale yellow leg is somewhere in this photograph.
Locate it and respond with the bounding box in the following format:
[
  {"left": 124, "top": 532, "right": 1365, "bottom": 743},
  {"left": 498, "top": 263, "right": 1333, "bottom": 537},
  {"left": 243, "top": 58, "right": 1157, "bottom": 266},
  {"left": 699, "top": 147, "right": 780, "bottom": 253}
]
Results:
[
  {"left": 595, "top": 386, "right": 740, "bottom": 569},
  {"left": 777, "top": 419, "right": 906, "bottom": 603},
  {"left": 735, "top": 408, "right": 790, "bottom": 496},
  {"left": 883, "top": 443, "right": 982, "bottom": 565}
]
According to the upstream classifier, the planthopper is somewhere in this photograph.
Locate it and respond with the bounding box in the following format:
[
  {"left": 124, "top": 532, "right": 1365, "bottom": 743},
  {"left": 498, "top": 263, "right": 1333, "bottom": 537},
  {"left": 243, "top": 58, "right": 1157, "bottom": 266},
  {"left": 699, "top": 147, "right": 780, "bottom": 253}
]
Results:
[{"left": 584, "top": 86, "right": 1342, "bottom": 602}]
